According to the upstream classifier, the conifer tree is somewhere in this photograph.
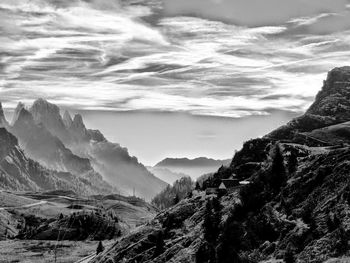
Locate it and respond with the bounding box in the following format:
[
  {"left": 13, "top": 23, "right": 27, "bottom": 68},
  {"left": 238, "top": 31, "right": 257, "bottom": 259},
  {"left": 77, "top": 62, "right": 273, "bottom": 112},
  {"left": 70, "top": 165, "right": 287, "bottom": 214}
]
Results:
[{"left": 96, "top": 240, "right": 104, "bottom": 255}]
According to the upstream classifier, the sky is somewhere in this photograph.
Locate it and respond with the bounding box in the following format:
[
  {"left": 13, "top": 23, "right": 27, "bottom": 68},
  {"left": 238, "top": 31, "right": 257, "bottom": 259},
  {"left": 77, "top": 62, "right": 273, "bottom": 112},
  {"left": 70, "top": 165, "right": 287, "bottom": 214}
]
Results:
[{"left": 1, "top": 0, "right": 350, "bottom": 164}]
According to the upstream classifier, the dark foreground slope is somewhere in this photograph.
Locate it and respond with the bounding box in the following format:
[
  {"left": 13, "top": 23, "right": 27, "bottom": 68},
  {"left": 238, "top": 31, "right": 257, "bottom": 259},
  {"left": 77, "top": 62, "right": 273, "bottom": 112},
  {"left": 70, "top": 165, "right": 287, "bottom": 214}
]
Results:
[{"left": 92, "top": 67, "right": 350, "bottom": 263}]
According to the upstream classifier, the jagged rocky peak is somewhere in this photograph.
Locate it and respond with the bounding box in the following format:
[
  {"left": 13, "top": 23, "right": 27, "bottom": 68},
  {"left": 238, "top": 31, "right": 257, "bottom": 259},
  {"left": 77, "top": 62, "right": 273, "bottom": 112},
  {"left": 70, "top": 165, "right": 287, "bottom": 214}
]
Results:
[
  {"left": 63, "top": 110, "right": 73, "bottom": 128},
  {"left": 29, "top": 98, "right": 71, "bottom": 142},
  {"left": 70, "top": 113, "right": 89, "bottom": 140},
  {"left": 88, "top": 129, "right": 106, "bottom": 142},
  {"left": 30, "top": 98, "right": 63, "bottom": 124},
  {"left": 13, "top": 107, "right": 35, "bottom": 126},
  {"left": 11, "top": 102, "right": 25, "bottom": 125},
  {"left": 0, "top": 102, "right": 5, "bottom": 119},
  {"left": 72, "top": 114, "right": 86, "bottom": 129},
  {"left": 307, "top": 66, "right": 350, "bottom": 121}
]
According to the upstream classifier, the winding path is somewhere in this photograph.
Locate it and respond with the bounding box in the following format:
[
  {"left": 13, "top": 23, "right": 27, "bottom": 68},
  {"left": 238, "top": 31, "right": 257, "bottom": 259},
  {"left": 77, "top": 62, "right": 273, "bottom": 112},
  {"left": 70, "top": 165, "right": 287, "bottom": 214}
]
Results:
[{"left": 0, "top": 200, "right": 48, "bottom": 211}]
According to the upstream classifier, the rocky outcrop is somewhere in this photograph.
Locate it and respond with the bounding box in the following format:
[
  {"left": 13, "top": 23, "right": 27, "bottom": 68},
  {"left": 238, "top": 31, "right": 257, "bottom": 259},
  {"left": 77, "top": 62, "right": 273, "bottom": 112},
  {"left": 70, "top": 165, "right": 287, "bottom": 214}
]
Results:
[
  {"left": 68, "top": 114, "right": 90, "bottom": 142},
  {"left": 63, "top": 110, "right": 73, "bottom": 128},
  {"left": 11, "top": 102, "right": 24, "bottom": 125},
  {"left": 307, "top": 67, "right": 350, "bottom": 121},
  {"left": 268, "top": 67, "right": 350, "bottom": 144}
]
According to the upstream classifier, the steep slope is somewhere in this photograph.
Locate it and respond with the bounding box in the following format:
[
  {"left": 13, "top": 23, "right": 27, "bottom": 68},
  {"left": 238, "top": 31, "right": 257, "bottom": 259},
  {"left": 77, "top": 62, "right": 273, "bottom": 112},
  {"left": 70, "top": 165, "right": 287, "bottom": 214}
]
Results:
[
  {"left": 92, "top": 67, "right": 350, "bottom": 263},
  {"left": 0, "top": 103, "right": 9, "bottom": 128},
  {"left": 152, "top": 176, "right": 193, "bottom": 209},
  {"left": 268, "top": 67, "right": 350, "bottom": 143},
  {"left": 155, "top": 157, "right": 231, "bottom": 179},
  {"left": 28, "top": 99, "right": 166, "bottom": 199},
  {"left": 0, "top": 128, "right": 101, "bottom": 194}
]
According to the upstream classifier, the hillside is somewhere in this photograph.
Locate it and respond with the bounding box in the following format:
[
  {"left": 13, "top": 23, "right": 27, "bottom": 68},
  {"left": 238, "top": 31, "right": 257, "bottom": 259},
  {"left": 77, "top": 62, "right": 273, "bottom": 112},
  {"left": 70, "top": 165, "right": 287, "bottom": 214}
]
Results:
[
  {"left": 152, "top": 176, "right": 193, "bottom": 209},
  {"left": 92, "top": 67, "right": 350, "bottom": 263},
  {"left": 0, "top": 190, "right": 157, "bottom": 262}
]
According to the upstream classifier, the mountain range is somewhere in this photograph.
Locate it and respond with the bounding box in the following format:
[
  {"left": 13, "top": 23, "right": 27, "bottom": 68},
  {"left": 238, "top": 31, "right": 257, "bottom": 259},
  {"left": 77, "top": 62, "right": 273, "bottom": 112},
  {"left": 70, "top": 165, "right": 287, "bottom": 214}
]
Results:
[
  {"left": 92, "top": 67, "right": 350, "bottom": 263},
  {"left": 0, "top": 99, "right": 167, "bottom": 200},
  {"left": 153, "top": 157, "right": 231, "bottom": 179}
]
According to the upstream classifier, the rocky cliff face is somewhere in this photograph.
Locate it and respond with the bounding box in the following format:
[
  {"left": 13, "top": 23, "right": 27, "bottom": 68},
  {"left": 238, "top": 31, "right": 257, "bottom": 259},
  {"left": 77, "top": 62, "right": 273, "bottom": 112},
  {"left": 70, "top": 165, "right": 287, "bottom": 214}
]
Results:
[
  {"left": 30, "top": 98, "right": 71, "bottom": 143},
  {"left": 11, "top": 108, "right": 93, "bottom": 175},
  {"left": 307, "top": 67, "right": 350, "bottom": 121},
  {"left": 92, "top": 67, "right": 350, "bottom": 263}
]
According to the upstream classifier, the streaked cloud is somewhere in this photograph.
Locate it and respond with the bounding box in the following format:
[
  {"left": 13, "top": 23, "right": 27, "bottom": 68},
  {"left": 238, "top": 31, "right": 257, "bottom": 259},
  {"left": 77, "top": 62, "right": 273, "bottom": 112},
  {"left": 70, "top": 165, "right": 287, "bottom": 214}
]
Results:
[{"left": 1, "top": 0, "right": 350, "bottom": 118}]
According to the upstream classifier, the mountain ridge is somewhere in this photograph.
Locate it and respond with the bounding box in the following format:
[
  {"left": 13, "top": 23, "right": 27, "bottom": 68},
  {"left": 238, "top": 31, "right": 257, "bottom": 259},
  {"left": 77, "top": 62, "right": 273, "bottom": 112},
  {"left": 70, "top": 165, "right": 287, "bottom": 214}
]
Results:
[
  {"left": 3, "top": 98, "right": 167, "bottom": 200},
  {"left": 155, "top": 157, "right": 231, "bottom": 167},
  {"left": 154, "top": 157, "right": 231, "bottom": 179}
]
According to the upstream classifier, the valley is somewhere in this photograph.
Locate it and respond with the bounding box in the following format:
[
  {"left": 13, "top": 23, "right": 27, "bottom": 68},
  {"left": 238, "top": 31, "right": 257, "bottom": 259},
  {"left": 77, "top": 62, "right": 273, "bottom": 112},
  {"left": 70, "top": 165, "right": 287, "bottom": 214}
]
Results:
[{"left": 0, "top": 190, "right": 157, "bottom": 262}]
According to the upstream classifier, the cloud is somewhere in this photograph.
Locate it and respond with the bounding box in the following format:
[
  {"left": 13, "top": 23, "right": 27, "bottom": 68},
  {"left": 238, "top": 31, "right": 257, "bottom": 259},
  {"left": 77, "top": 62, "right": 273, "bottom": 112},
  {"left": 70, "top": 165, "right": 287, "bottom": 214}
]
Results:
[
  {"left": 163, "top": 0, "right": 348, "bottom": 27},
  {"left": 1, "top": 0, "right": 350, "bottom": 119}
]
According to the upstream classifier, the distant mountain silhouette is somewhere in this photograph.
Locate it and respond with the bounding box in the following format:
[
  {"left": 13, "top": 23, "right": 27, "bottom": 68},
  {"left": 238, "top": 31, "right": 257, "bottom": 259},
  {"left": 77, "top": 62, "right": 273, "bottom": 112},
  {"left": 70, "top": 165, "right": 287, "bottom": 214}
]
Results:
[
  {"left": 154, "top": 157, "right": 231, "bottom": 179},
  {"left": 147, "top": 166, "right": 188, "bottom": 184}
]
